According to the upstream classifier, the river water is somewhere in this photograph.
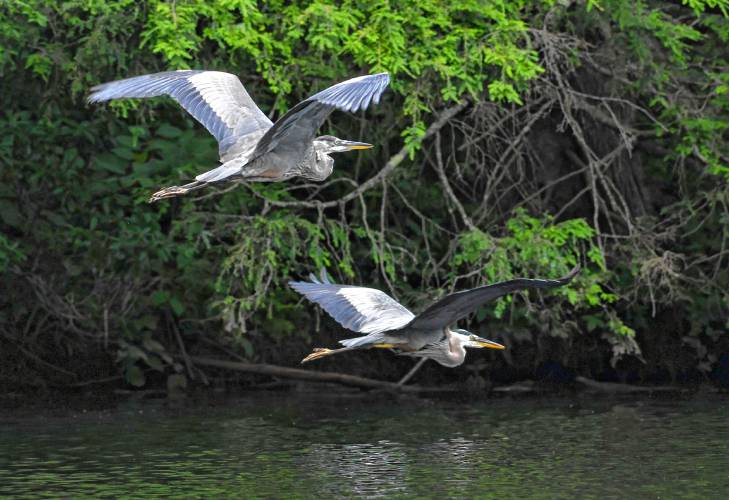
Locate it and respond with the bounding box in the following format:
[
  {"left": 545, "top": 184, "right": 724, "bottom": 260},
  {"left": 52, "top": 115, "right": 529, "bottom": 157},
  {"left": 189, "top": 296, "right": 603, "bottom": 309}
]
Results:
[{"left": 1, "top": 391, "right": 727, "bottom": 498}]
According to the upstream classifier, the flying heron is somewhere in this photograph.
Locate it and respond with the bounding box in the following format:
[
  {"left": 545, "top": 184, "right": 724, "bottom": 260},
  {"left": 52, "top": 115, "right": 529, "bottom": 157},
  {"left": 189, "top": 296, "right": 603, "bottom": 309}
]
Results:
[
  {"left": 290, "top": 266, "right": 580, "bottom": 367},
  {"left": 88, "top": 70, "right": 390, "bottom": 202}
]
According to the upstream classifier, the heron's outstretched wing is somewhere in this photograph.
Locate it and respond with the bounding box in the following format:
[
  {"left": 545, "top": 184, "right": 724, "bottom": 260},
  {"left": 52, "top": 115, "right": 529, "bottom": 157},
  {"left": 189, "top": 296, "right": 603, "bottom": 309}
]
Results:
[
  {"left": 407, "top": 266, "right": 581, "bottom": 330},
  {"left": 289, "top": 274, "right": 414, "bottom": 335},
  {"left": 88, "top": 70, "right": 273, "bottom": 162},
  {"left": 252, "top": 73, "right": 389, "bottom": 159}
]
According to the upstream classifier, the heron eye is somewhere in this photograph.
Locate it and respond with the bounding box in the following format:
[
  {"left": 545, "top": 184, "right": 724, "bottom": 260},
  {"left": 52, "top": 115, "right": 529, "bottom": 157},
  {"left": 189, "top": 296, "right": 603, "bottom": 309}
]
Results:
[{"left": 469, "top": 335, "right": 477, "bottom": 341}]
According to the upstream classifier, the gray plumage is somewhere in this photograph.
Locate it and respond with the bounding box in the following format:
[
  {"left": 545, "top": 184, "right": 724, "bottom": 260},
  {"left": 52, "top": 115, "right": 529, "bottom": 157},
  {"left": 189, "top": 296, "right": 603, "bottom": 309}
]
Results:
[
  {"left": 291, "top": 266, "right": 581, "bottom": 368},
  {"left": 289, "top": 280, "right": 414, "bottom": 335},
  {"left": 88, "top": 70, "right": 389, "bottom": 202}
]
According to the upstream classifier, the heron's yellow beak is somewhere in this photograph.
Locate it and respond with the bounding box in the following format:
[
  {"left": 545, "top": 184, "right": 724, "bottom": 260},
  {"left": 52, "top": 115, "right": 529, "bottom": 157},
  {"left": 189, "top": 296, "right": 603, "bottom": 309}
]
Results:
[
  {"left": 476, "top": 340, "right": 506, "bottom": 350},
  {"left": 342, "top": 141, "right": 373, "bottom": 150}
]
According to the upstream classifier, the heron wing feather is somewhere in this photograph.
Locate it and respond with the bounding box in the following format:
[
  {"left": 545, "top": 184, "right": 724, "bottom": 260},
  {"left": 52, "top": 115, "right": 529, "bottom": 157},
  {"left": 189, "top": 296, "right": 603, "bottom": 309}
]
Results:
[
  {"left": 251, "top": 73, "right": 390, "bottom": 159},
  {"left": 88, "top": 70, "right": 273, "bottom": 162},
  {"left": 289, "top": 278, "right": 414, "bottom": 335},
  {"left": 407, "top": 265, "right": 581, "bottom": 330}
]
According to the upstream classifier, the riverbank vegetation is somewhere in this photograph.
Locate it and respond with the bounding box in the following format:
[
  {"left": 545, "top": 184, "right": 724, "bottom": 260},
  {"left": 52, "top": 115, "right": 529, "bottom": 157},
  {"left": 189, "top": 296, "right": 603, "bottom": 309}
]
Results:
[{"left": 1, "top": 0, "right": 727, "bottom": 392}]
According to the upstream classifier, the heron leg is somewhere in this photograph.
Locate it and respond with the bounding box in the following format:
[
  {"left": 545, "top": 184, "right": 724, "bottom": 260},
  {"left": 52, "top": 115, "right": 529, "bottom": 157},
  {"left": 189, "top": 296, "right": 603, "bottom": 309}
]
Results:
[
  {"left": 301, "top": 346, "right": 356, "bottom": 364},
  {"left": 149, "top": 180, "right": 207, "bottom": 203},
  {"left": 397, "top": 357, "right": 428, "bottom": 386},
  {"left": 301, "top": 342, "right": 402, "bottom": 364}
]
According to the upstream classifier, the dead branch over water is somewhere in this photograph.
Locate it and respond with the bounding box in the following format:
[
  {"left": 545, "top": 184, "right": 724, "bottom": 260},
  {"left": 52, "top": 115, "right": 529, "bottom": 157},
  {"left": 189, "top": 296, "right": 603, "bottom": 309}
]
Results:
[{"left": 189, "top": 356, "right": 445, "bottom": 393}]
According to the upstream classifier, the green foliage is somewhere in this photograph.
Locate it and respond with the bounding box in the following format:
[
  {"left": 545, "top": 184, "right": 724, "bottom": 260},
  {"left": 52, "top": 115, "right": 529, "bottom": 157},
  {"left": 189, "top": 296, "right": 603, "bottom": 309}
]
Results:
[
  {"left": 597, "top": 0, "right": 729, "bottom": 180},
  {"left": 213, "top": 213, "right": 362, "bottom": 348},
  {"left": 137, "top": 0, "right": 549, "bottom": 137},
  {"left": 451, "top": 210, "right": 628, "bottom": 345},
  {"left": 0, "top": 233, "right": 24, "bottom": 272},
  {"left": 117, "top": 334, "right": 178, "bottom": 387}
]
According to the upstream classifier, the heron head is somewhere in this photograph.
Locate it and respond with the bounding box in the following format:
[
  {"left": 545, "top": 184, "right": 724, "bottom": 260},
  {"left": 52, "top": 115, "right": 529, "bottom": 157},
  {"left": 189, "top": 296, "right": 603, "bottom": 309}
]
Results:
[
  {"left": 316, "top": 135, "right": 373, "bottom": 153},
  {"left": 453, "top": 328, "right": 505, "bottom": 350}
]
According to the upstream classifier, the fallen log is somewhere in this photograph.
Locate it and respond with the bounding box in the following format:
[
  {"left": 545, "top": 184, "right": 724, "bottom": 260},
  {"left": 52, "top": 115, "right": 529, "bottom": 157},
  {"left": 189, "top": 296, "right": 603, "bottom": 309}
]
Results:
[
  {"left": 575, "top": 376, "right": 682, "bottom": 393},
  {"left": 189, "top": 356, "right": 443, "bottom": 393},
  {"left": 492, "top": 380, "right": 537, "bottom": 393}
]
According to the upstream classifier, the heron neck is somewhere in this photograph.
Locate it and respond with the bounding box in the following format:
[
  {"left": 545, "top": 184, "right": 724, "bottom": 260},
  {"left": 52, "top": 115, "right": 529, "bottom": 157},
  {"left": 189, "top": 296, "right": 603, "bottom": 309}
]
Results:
[
  {"left": 447, "top": 329, "right": 466, "bottom": 366},
  {"left": 305, "top": 143, "right": 333, "bottom": 181}
]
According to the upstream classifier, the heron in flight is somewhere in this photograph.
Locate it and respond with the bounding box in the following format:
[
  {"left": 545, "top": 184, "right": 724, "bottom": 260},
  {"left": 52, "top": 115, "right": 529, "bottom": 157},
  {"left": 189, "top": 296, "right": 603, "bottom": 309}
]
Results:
[
  {"left": 88, "top": 70, "right": 390, "bottom": 202},
  {"left": 290, "top": 266, "right": 580, "bottom": 367}
]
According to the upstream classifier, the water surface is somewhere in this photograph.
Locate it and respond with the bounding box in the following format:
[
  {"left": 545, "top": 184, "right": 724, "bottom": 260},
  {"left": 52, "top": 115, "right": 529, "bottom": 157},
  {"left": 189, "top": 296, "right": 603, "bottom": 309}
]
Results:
[{"left": 1, "top": 392, "right": 727, "bottom": 498}]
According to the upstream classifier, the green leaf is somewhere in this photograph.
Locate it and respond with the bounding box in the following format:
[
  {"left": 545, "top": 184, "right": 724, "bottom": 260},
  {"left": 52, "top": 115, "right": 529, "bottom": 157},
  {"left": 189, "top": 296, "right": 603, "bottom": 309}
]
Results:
[
  {"left": 125, "top": 365, "right": 146, "bottom": 387},
  {"left": 156, "top": 124, "right": 182, "bottom": 138},
  {"left": 169, "top": 296, "right": 185, "bottom": 316},
  {"left": 145, "top": 354, "right": 164, "bottom": 372}
]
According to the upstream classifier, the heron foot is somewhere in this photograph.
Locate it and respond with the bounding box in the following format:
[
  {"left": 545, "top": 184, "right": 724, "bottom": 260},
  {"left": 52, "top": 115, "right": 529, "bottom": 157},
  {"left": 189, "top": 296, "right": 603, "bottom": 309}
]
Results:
[
  {"left": 301, "top": 348, "right": 333, "bottom": 364},
  {"left": 149, "top": 185, "right": 190, "bottom": 203}
]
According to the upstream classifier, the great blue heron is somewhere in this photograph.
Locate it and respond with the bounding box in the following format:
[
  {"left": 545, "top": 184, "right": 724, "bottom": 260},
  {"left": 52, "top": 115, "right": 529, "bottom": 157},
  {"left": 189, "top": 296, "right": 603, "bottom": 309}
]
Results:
[
  {"left": 290, "top": 266, "right": 580, "bottom": 368},
  {"left": 88, "top": 70, "right": 390, "bottom": 202}
]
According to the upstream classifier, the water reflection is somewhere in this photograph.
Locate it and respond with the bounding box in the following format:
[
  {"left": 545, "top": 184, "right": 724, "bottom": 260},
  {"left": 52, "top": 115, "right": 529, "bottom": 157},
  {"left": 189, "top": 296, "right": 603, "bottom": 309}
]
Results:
[
  {"left": 304, "top": 441, "right": 408, "bottom": 497},
  {"left": 1, "top": 394, "right": 728, "bottom": 498}
]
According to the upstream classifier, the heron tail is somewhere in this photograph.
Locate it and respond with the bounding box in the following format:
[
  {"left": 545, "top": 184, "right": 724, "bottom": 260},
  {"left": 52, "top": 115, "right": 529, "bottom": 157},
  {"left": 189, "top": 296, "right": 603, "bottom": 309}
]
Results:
[
  {"left": 195, "top": 161, "right": 245, "bottom": 183},
  {"left": 339, "top": 334, "right": 385, "bottom": 349}
]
